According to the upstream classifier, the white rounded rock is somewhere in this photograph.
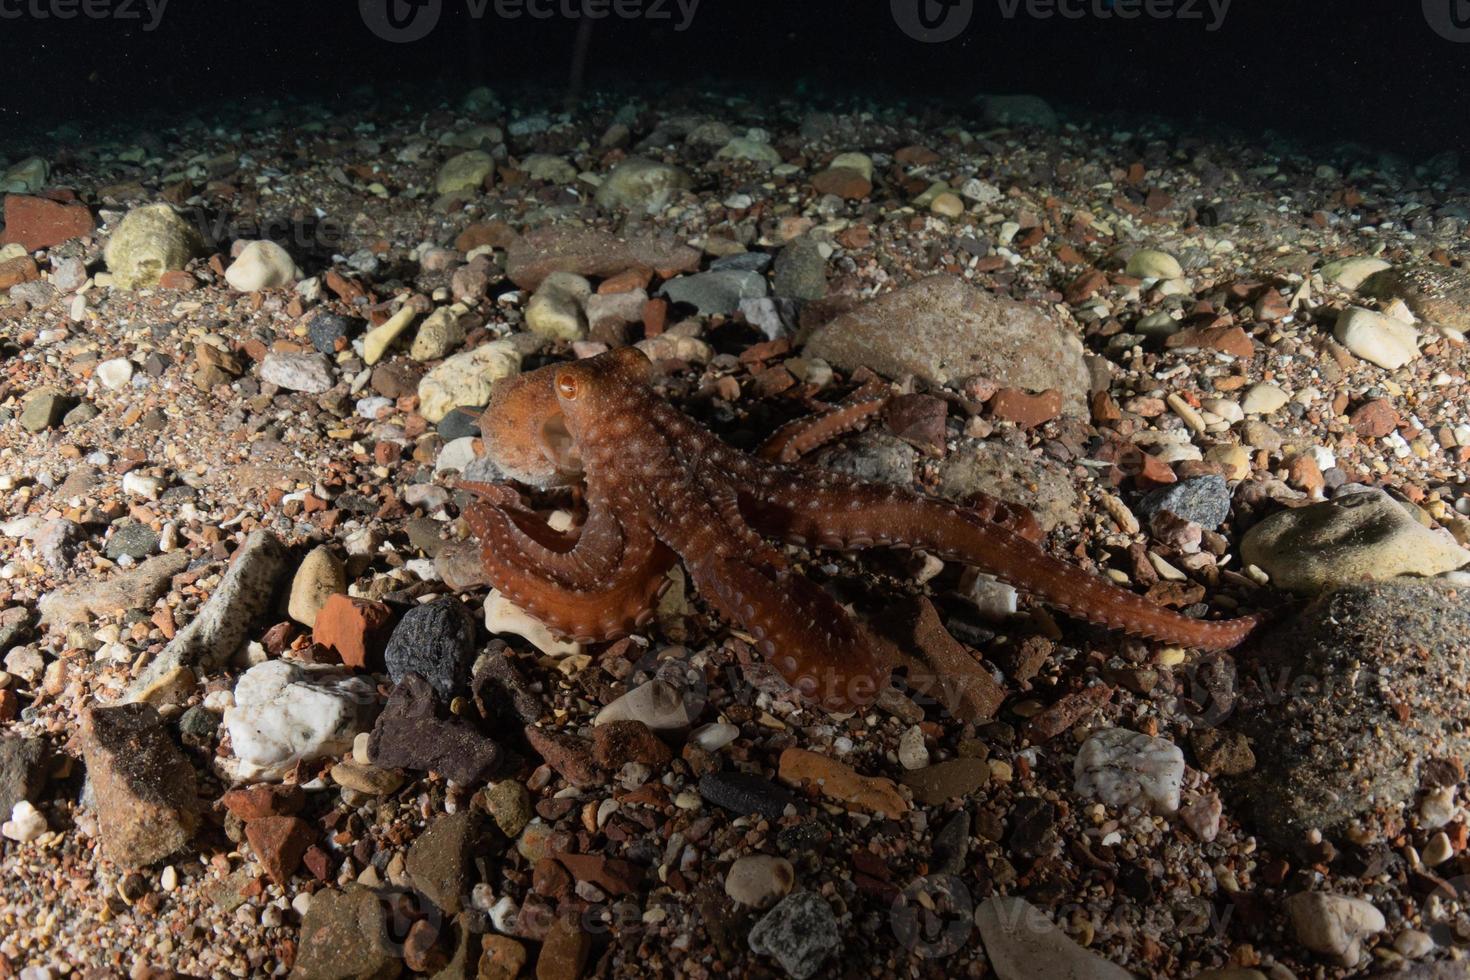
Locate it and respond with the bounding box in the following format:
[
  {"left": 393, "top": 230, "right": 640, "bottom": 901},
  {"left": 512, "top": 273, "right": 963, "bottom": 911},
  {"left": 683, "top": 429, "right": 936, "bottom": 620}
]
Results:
[
  {"left": 95, "top": 358, "right": 135, "bottom": 390},
  {"left": 225, "top": 241, "right": 301, "bottom": 292},
  {"left": 724, "top": 855, "right": 795, "bottom": 909},
  {"left": 1074, "top": 728, "right": 1185, "bottom": 814},
  {"left": 222, "top": 660, "right": 376, "bottom": 782},
  {"left": 1334, "top": 307, "right": 1420, "bottom": 370},
  {"left": 1126, "top": 249, "right": 1184, "bottom": 280},
  {"left": 1284, "top": 892, "right": 1384, "bottom": 967}
]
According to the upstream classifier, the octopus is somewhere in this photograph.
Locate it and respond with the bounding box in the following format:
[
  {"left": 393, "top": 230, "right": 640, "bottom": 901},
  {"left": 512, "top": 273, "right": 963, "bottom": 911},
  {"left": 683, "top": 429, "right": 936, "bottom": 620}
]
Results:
[{"left": 460, "top": 347, "right": 1259, "bottom": 712}]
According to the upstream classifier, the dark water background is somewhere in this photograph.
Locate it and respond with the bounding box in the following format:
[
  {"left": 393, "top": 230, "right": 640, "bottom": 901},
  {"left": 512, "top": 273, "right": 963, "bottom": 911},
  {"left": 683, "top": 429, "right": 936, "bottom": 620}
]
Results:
[{"left": 2, "top": 0, "right": 1467, "bottom": 161}]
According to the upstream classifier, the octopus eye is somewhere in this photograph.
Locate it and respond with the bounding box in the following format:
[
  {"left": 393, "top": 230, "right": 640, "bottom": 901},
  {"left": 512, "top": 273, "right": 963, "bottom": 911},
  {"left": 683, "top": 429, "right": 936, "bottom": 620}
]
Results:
[{"left": 556, "top": 374, "right": 579, "bottom": 400}]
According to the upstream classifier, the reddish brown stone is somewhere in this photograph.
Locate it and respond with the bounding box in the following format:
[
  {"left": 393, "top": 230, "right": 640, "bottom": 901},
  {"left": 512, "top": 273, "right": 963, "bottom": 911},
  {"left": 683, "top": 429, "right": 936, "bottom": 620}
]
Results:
[
  {"left": 1165, "top": 324, "right": 1254, "bottom": 359},
  {"left": 221, "top": 783, "right": 304, "bottom": 821},
  {"left": 592, "top": 721, "right": 672, "bottom": 771},
  {"left": 454, "top": 220, "right": 517, "bottom": 254},
  {"left": 0, "top": 689, "right": 17, "bottom": 723},
  {"left": 1064, "top": 269, "right": 1108, "bottom": 304},
  {"left": 0, "top": 256, "right": 39, "bottom": 290},
  {"left": 312, "top": 594, "right": 394, "bottom": 670},
  {"left": 597, "top": 266, "right": 652, "bottom": 295},
  {"left": 1285, "top": 454, "right": 1325, "bottom": 496},
  {"left": 1349, "top": 398, "right": 1399, "bottom": 439},
  {"left": 524, "top": 726, "right": 604, "bottom": 788},
  {"left": 641, "top": 297, "right": 668, "bottom": 336},
  {"left": 536, "top": 916, "right": 591, "bottom": 980},
  {"left": 2, "top": 195, "right": 94, "bottom": 251},
  {"left": 811, "top": 167, "right": 872, "bottom": 200},
  {"left": 402, "top": 918, "right": 449, "bottom": 974},
  {"left": 990, "top": 388, "right": 1063, "bottom": 428},
  {"left": 894, "top": 145, "right": 941, "bottom": 166},
  {"left": 480, "top": 935, "right": 528, "bottom": 980},
  {"left": 302, "top": 845, "right": 333, "bottom": 882},
  {"left": 245, "top": 815, "right": 314, "bottom": 885},
  {"left": 885, "top": 393, "right": 948, "bottom": 456},
  {"left": 532, "top": 856, "right": 573, "bottom": 899},
  {"left": 553, "top": 852, "right": 644, "bottom": 896},
  {"left": 1025, "top": 685, "right": 1114, "bottom": 741}
]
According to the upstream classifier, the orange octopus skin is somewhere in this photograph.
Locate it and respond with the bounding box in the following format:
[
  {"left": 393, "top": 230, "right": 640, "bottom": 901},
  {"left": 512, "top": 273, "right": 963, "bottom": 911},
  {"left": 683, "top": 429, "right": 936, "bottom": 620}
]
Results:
[{"left": 464, "top": 347, "right": 1260, "bottom": 712}]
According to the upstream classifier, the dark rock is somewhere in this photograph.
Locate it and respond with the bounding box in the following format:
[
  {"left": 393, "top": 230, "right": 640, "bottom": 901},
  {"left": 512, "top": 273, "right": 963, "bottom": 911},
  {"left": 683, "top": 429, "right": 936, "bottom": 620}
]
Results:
[
  {"left": 80, "top": 703, "right": 199, "bottom": 867},
  {"left": 406, "top": 810, "right": 482, "bottom": 914},
  {"left": 932, "top": 809, "right": 971, "bottom": 875},
  {"left": 1139, "top": 475, "right": 1231, "bottom": 528},
  {"left": 1007, "top": 796, "right": 1056, "bottom": 859},
  {"left": 471, "top": 646, "right": 544, "bottom": 733},
  {"left": 771, "top": 237, "right": 827, "bottom": 301},
  {"left": 1190, "top": 729, "right": 1256, "bottom": 776},
  {"left": 104, "top": 521, "right": 160, "bottom": 561},
  {"left": 592, "top": 720, "right": 672, "bottom": 771},
  {"left": 176, "top": 706, "right": 220, "bottom": 749},
  {"left": 697, "top": 771, "right": 800, "bottom": 819},
  {"left": 436, "top": 408, "right": 480, "bottom": 441},
  {"left": 747, "top": 891, "right": 841, "bottom": 980},
  {"left": 384, "top": 597, "right": 476, "bottom": 701},
  {"left": 19, "top": 388, "right": 73, "bottom": 432},
  {"left": 0, "top": 735, "right": 49, "bottom": 816},
  {"left": 368, "top": 674, "right": 502, "bottom": 785},
  {"left": 308, "top": 313, "right": 354, "bottom": 355},
  {"left": 523, "top": 726, "right": 603, "bottom": 788},
  {"left": 1232, "top": 582, "right": 1470, "bottom": 852}
]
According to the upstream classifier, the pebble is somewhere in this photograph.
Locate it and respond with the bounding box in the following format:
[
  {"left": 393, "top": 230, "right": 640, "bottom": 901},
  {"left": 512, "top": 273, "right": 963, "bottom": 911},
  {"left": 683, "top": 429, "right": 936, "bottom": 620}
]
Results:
[
  {"left": 1, "top": 800, "right": 45, "bottom": 843},
  {"left": 417, "top": 338, "right": 522, "bottom": 423},
  {"left": 103, "top": 203, "right": 204, "bottom": 290},
  {"left": 717, "top": 137, "right": 783, "bottom": 166},
  {"left": 897, "top": 726, "right": 929, "bottom": 770},
  {"left": 1138, "top": 475, "right": 1231, "bottom": 528},
  {"left": 0, "top": 736, "right": 48, "bottom": 816},
  {"left": 435, "top": 150, "right": 494, "bottom": 195},
  {"left": 901, "top": 758, "right": 992, "bottom": 805},
  {"left": 409, "top": 302, "right": 470, "bottom": 361},
  {"left": 384, "top": 596, "right": 476, "bottom": 700},
  {"left": 1, "top": 156, "right": 49, "bottom": 194},
  {"left": 594, "top": 157, "right": 692, "bottom": 212},
  {"left": 1241, "top": 382, "right": 1289, "bottom": 415},
  {"left": 484, "top": 780, "right": 533, "bottom": 837},
  {"left": 778, "top": 747, "right": 908, "bottom": 818},
  {"left": 104, "top": 521, "right": 159, "bottom": 561},
  {"left": 1333, "top": 307, "right": 1420, "bottom": 369},
  {"left": 525, "top": 271, "right": 591, "bottom": 341},
  {"left": 313, "top": 594, "right": 394, "bottom": 669},
  {"left": 362, "top": 305, "right": 417, "bottom": 365},
  {"left": 697, "top": 771, "right": 800, "bottom": 819},
  {"left": 1125, "top": 248, "right": 1184, "bottom": 280},
  {"left": 222, "top": 660, "right": 376, "bottom": 781},
  {"left": 747, "top": 892, "right": 841, "bottom": 980},
  {"left": 287, "top": 545, "right": 346, "bottom": 628},
  {"left": 19, "top": 389, "right": 71, "bottom": 432},
  {"left": 289, "top": 885, "right": 400, "bottom": 980},
  {"left": 930, "top": 191, "right": 966, "bottom": 217},
  {"left": 1242, "top": 488, "right": 1470, "bottom": 592},
  {"left": 1393, "top": 929, "right": 1434, "bottom": 959},
  {"left": 690, "top": 722, "right": 739, "bottom": 752},
  {"left": 725, "top": 854, "right": 795, "bottom": 909},
  {"left": 595, "top": 678, "right": 692, "bottom": 730},
  {"left": 369, "top": 674, "right": 502, "bottom": 784},
  {"left": 260, "top": 351, "right": 334, "bottom": 394},
  {"left": 1320, "top": 256, "right": 1390, "bottom": 291},
  {"left": 660, "top": 269, "right": 768, "bottom": 316},
  {"left": 224, "top": 241, "right": 300, "bottom": 291},
  {"left": 1283, "top": 892, "right": 1384, "bottom": 967},
  {"left": 95, "top": 357, "right": 134, "bottom": 390},
  {"left": 1074, "top": 728, "right": 1185, "bottom": 814},
  {"left": 771, "top": 237, "right": 827, "bottom": 301},
  {"left": 484, "top": 589, "right": 581, "bottom": 657},
  {"left": 406, "top": 810, "right": 479, "bottom": 913},
  {"left": 307, "top": 312, "right": 353, "bottom": 354},
  {"left": 976, "top": 896, "right": 1133, "bottom": 980},
  {"left": 520, "top": 153, "right": 577, "bottom": 184}
]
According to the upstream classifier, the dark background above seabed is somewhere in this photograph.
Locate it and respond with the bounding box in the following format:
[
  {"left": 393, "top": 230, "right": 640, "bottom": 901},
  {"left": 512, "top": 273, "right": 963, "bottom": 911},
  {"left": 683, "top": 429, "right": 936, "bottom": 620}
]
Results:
[{"left": 0, "top": 0, "right": 1467, "bottom": 161}]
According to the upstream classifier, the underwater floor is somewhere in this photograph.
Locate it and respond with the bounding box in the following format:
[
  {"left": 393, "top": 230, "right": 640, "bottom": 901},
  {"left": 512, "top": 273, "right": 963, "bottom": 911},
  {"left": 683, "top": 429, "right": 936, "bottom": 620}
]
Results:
[{"left": 1, "top": 85, "right": 1469, "bottom": 979}]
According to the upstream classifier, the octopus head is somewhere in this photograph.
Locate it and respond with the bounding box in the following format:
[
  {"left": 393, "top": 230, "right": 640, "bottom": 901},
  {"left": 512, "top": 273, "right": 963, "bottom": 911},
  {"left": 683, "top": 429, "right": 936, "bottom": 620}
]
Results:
[{"left": 478, "top": 347, "right": 653, "bottom": 488}]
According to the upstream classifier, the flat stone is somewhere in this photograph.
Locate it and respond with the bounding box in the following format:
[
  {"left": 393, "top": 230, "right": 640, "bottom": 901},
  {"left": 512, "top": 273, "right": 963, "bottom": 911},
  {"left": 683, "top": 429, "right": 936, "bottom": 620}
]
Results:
[
  {"left": 536, "top": 914, "right": 592, "bottom": 980},
  {"left": 1362, "top": 264, "right": 1470, "bottom": 332},
  {"left": 245, "top": 815, "right": 314, "bottom": 885},
  {"left": 976, "top": 896, "right": 1134, "bottom": 980},
  {"left": 407, "top": 810, "right": 481, "bottom": 914},
  {"left": 289, "top": 884, "right": 402, "bottom": 980},
  {"left": 778, "top": 747, "right": 908, "bottom": 818},
  {"left": 436, "top": 150, "right": 494, "bottom": 195},
  {"left": 900, "top": 758, "right": 991, "bottom": 806},
  {"left": 803, "top": 275, "right": 1090, "bottom": 413},
  {"left": 369, "top": 673, "right": 502, "bottom": 784},
  {"left": 261, "top": 352, "right": 334, "bottom": 394},
  {"left": 660, "top": 269, "right": 768, "bottom": 316},
  {"left": 698, "top": 771, "right": 800, "bottom": 819},
  {"left": 2, "top": 194, "right": 94, "bottom": 251},
  {"left": 39, "top": 551, "right": 188, "bottom": 628},
  {"left": 506, "top": 226, "right": 700, "bottom": 292}
]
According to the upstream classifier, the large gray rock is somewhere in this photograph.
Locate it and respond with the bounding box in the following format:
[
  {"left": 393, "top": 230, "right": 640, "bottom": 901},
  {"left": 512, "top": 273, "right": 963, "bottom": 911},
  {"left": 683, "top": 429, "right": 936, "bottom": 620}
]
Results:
[
  {"left": 802, "top": 276, "right": 1091, "bottom": 413},
  {"left": 975, "top": 896, "right": 1134, "bottom": 979},
  {"left": 1230, "top": 582, "right": 1470, "bottom": 852},
  {"left": 1361, "top": 264, "right": 1470, "bottom": 333},
  {"left": 0, "top": 735, "right": 49, "bottom": 817},
  {"left": 290, "top": 884, "right": 403, "bottom": 980}
]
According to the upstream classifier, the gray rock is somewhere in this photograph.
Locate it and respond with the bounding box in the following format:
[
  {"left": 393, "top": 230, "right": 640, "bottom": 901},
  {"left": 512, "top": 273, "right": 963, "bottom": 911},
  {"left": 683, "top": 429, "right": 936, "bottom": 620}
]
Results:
[
  {"left": 308, "top": 313, "right": 353, "bottom": 354},
  {"left": 936, "top": 440, "right": 1079, "bottom": 531},
  {"left": 1139, "top": 475, "right": 1231, "bottom": 528},
  {"left": 39, "top": 551, "right": 189, "bottom": 627},
  {"left": 803, "top": 276, "right": 1091, "bottom": 413},
  {"left": 104, "top": 521, "right": 159, "bottom": 561},
  {"left": 384, "top": 597, "right": 476, "bottom": 701},
  {"left": 80, "top": 703, "right": 199, "bottom": 867},
  {"left": 261, "top": 352, "right": 335, "bottom": 394},
  {"left": 976, "top": 896, "right": 1134, "bottom": 979},
  {"left": 19, "top": 388, "right": 72, "bottom": 432},
  {"left": 660, "top": 269, "right": 768, "bottom": 316},
  {"left": 747, "top": 892, "right": 841, "bottom": 979},
  {"left": 1232, "top": 582, "right": 1470, "bottom": 852},
  {"left": 711, "top": 252, "right": 772, "bottom": 273},
  {"left": 771, "top": 238, "right": 827, "bottom": 301},
  {"left": 0, "top": 735, "right": 49, "bottom": 817},
  {"left": 406, "top": 810, "right": 482, "bottom": 914},
  {"left": 594, "top": 157, "right": 692, "bottom": 212},
  {"left": 1241, "top": 488, "right": 1469, "bottom": 593},
  {"left": 813, "top": 432, "right": 917, "bottom": 488},
  {"left": 127, "top": 530, "right": 288, "bottom": 702}
]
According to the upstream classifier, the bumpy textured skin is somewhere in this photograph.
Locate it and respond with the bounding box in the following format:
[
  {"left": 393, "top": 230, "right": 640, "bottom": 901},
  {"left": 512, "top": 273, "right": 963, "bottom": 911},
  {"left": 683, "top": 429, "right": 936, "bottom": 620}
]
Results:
[{"left": 466, "top": 348, "right": 1259, "bottom": 711}]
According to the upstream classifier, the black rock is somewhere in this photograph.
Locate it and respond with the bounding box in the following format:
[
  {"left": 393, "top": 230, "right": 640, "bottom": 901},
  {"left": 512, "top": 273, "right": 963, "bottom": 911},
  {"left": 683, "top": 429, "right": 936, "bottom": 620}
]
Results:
[
  {"left": 471, "top": 643, "right": 544, "bottom": 734},
  {"left": 369, "top": 674, "right": 503, "bottom": 784},
  {"left": 1007, "top": 796, "right": 1056, "bottom": 859},
  {"left": 1138, "top": 475, "right": 1231, "bottom": 528},
  {"left": 383, "top": 596, "right": 476, "bottom": 700},
  {"left": 176, "top": 706, "right": 220, "bottom": 750},
  {"left": 698, "top": 771, "right": 801, "bottom": 820},
  {"left": 436, "top": 408, "right": 481, "bottom": 441},
  {"left": 307, "top": 313, "right": 355, "bottom": 355},
  {"left": 931, "top": 809, "right": 971, "bottom": 875}
]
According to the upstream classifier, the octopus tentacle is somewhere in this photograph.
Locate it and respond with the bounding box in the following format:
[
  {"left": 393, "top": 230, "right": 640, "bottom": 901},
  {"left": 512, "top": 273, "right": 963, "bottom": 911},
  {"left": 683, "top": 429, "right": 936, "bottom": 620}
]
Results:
[
  {"left": 757, "top": 381, "right": 890, "bottom": 463},
  {"left": 463, "top": 496, "right": 676, "bottom": 643},
  {"left": 744, "top": 474, "right": 1258, "bottom": 650}
]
